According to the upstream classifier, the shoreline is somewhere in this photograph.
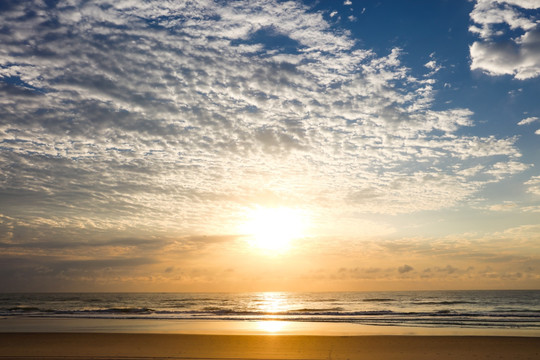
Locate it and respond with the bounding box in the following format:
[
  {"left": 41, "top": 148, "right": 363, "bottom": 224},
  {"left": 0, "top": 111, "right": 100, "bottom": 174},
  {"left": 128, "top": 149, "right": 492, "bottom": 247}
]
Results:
[
  {"left": 0, "top": 333, "right": 539, "bottom": 360},
  {"left": 1, "top": 317, "right": 540, "bottom": 337}
]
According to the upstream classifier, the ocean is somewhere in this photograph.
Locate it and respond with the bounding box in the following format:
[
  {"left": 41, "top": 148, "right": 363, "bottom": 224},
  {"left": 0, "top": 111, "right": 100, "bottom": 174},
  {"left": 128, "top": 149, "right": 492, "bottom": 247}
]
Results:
[{"left": 1, "top": 290, "right": 539, "bottom": 331}]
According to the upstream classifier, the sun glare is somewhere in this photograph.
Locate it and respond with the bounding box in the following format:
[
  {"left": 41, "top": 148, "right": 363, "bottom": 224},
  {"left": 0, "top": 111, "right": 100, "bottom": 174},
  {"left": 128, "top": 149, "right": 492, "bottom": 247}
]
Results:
[
  {"left": 256, "top": 320, "right": 286, "bottom": 333},
  {"left": 242, "top": 207, "right": 307, "bottom": 253}
]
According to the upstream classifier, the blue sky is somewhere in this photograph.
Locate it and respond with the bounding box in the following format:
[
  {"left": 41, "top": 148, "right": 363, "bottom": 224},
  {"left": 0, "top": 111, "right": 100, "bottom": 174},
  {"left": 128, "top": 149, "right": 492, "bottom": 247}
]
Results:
[{"left": 0, "top": 0, "right": 539, "bottom": 291}]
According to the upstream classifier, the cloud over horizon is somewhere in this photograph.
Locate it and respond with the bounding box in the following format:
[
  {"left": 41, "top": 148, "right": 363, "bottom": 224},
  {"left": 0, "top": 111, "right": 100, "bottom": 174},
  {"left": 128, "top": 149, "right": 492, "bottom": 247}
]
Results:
[{"left": 0, "top": 0, "right": 538, "bottom": 291}]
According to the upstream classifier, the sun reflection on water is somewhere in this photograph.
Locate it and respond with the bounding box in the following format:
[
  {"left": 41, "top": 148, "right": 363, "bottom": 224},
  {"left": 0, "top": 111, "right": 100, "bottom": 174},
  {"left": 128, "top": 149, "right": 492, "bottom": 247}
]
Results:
[
  {"left": 255, "top": 292, "right": 289, "bottom": 315},
  {"left": 251, "top": 293, "right": 293, "bottom": 334}
]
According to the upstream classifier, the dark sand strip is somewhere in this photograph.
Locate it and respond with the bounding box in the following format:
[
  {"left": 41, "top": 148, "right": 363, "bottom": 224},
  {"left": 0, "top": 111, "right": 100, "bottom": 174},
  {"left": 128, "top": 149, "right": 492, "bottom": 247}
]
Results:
[{"left": 1, "top": 333, "right": 540, "bottom": 360}]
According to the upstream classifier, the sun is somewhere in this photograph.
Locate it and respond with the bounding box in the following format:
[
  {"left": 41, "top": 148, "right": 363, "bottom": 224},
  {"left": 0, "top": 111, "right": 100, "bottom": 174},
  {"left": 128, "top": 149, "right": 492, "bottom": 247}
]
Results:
[{"left": 241, "top": 207, "right": 307, "bottom": 252}]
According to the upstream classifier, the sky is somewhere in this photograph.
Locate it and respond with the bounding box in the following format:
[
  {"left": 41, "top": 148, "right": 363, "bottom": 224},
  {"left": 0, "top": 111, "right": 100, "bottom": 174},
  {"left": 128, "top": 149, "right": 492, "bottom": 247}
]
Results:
[{"left": 1, "top": 0, "right": 539, "bottom": 292}]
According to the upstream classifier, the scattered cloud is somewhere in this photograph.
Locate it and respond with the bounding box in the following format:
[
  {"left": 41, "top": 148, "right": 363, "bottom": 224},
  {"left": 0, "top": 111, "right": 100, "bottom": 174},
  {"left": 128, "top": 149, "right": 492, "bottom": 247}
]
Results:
[
  {"left": 398, "top": 264, "right": 414, "bottom": 274},
  {"left": 525, "top": 176, "right": 540, "bottom": 195},
  {"left": 517, "top": 116, "right": 539, "bottom": 125},
  {"left": 435, "top": 264, "right": 459, "bottom": 274},
  {"left": 469, "top": 0, "right": 540, "bottom": 79},
  {"left": 324, "top": 260, "right": 537, "bottom": 287},
  {"left": 1, "top": 221, "right": 539, "bottom": 290},
  {"left": 0, "top": 0, "right": 537, "bottom": 291},
  {"left": 424, "top": 53, "right": 443, "bottom": 76},
  {"left": 425, "top": 60, "right": 440, "bottom": 71},
  {"left": 0, "top": 0, "right": 526, "bottom": 239},
  {"left": 489, "top": 202, "right": 518, "bottom": 211},
  {"left": 522, "top": 205, "right": 540, "bottom": 212}
]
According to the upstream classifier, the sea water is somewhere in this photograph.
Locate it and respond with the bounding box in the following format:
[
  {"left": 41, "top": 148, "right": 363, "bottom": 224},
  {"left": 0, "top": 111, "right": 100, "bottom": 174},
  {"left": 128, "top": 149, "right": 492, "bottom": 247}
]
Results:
[{"left": 1, "top": 290, "right": 539, "bottom": 330}]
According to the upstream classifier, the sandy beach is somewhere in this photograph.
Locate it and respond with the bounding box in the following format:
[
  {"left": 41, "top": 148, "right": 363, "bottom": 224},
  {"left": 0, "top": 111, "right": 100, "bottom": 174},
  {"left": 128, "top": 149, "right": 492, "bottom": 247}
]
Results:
[{"left": 0, "top": 333, "right": 539, "bottom": 360}]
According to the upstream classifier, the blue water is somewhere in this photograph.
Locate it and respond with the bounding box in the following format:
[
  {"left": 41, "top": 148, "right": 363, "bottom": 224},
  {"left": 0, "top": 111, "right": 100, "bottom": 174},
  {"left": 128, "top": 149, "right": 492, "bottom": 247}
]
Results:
[{"left": 1, "top": 290, "right": 539, "bottom": 330}]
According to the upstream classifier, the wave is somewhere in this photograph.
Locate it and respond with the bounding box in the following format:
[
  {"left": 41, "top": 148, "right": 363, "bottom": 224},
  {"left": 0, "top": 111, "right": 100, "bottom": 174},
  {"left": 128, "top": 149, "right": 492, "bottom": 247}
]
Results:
[
  {"left": 411, "top": 301, "right": 478, "bottom": 305},
  {"left": 5, "top": 307, "right": 155, "bottom": 315},
  {"left": 7, "top": 306, "right": 53, "bottom": 313},
  {"left": 3, "top": 308, "right": 539, "bottom": 329},
  {"left": 4, "top": 306, "right": 540, "bottom": 318},
  {"left": 20, "top": 313, "right": 538, "bottom": 329},
  {"left": 2, "top": 290, "right": 539, "bottom": 330},
  {"left": 289, "top": 307, "right": 344, "bottom": 312},
  {"left": 102, "top": 307, "right": 155, "bottom": 314}
]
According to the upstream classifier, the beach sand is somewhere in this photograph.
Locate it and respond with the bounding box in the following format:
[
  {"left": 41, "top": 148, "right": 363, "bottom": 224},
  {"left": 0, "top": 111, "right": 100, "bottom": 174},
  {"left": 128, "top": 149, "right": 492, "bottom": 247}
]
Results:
[{"left": 1, "top": 333, "right": 539, "bottom": 360}]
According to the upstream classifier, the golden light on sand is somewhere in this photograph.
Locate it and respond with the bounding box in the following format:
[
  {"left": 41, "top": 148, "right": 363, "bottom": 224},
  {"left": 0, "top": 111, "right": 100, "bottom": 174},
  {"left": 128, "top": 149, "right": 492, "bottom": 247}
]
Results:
[
  {"left": 256, "top": 320, "right": 286, "bottom": 333},
  {"left": 241, "top": 207, "right": 307, "bottom": 253}
]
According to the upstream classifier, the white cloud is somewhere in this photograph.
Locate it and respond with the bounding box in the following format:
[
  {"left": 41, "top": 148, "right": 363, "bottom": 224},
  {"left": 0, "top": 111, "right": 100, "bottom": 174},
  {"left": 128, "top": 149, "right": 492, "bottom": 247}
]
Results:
[
  {"left": 485, "top": 161, "right": 531, "bottom": 180},
  {"left": 425, "top": 60, "right": 439, "bottom": 70},
  {"left": 470, "top": 30, "right": 540, "bottom": 79},
  {"left": 522, "top": 205, "right": 540, "bottom": 212},
  {"left": 525, "top": 176, "right": 540, "bottom": 195},
  {"left": 502, "top": 0, "right": 540, "bottom": 10},
  {"left": 469, "top": 0, "right": 538, "bottom": 39},
  {"left": 488, "top": 202, "right": 518, "bottom": 211},
  {"left": 424, "top": 54, "right": 443, "bottom": 76},
  {"left": 0, "top": 0, "right": 527, "bottom": 239},
  {"left": 344, "top": 0, "right": 352, "bottom": 5},
  {"left": 469, "top": 0, "right": 540, "bottom": 79},
  {"left": 517, "top": 116, "right": 539, "bottom": 125}
]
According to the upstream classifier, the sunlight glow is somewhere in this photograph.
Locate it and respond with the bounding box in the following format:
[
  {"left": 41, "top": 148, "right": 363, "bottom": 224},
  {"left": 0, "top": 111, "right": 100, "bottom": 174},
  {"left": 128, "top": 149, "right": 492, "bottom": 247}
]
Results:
[
  {"left": 256, "top": 292, "right": 289, "bottom": 314},
  {"left": 253, "top": 294, "right": 291, "bottom": 333},
  {"left": 256, "top": 320, "right": 286, "bottom": 333},
  {"left": 241, "top": 207, "right": 307, "bottom": 253}
]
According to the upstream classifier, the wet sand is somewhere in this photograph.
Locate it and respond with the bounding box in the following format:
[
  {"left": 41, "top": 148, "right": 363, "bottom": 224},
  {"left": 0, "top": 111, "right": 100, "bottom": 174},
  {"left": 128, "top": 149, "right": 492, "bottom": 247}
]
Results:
[{"left": 1, "top": 333, "right": 539, "bottom": 360}]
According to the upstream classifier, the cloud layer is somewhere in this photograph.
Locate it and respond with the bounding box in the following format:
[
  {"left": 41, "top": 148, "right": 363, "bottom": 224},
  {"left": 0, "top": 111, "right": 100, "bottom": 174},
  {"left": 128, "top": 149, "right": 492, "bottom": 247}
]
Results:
[
  {"left": 0, "top": 0, "right": 536, "bottom": 291},
  {"left": 469, "top": 0, "right": 540, "bottom": 79},
  {"left": 1, "top": 1, "right": 525, "bottom": 230}
]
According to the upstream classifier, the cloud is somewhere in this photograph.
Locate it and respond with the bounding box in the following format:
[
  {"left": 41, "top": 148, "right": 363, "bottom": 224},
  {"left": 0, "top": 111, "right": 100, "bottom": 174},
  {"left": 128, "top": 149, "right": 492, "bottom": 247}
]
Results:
[
  {"left": 469, "top": 0, "right": 538, "bottom": 39},
  {"left": 0, "top": 0, "right": 527, "bottom": 242},
  {"left": 525, "top": 176, "right": 540, "bottom": 195},
  {"left": 485, "top": 160, "right": 531, "bottom": 180},
  {"left": 303, "top": 225, "right": 540, "bottom": 287},
  {"left": 398, "top": 264, "right": 414, "bottom": 274},
  {"left": 470, "top": 33, "right": 540, "bottom": 79},
  {"left": 0, "top": 254, "right": 159, "bottom": 291},
  {"left": 488, "top": 202, "right": 518, "bottom": 211},
  {"left": 435, "top": 265, "right": 459, "bottom": 274},
  {"left": 425, "top": 60, "right": 440, "bottom": 71},
  {"left": 424, "top": 53, "right": 443, "bottom": 76},
  {"left": 517, "top": 116, "right": 539, "bottom": 125},
  {"left": 522, "top": 205, "right": 540, "bottom": 212},
  {"left": 469, "top": 0, "right": 540, "bottom": 79},
  {"left": 334, "top": 267, "right": 387, "bottom": 280}
]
